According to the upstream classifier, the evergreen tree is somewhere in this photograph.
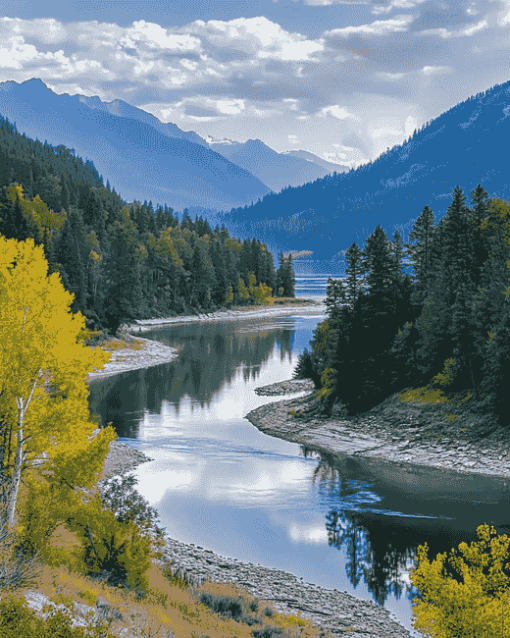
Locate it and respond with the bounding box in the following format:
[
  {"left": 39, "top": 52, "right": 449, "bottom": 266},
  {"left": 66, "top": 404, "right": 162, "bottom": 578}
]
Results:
[
  {"left": 0, "top": 188, "right": 30, "bottom": 241},
  {"left": 480, "top": 297, "right": 510, "bottom": 421},
  {"left": 55, "top": 209, "right": 88, "bottom": 315},
  {"left": 181, "top": 208, "right": 193, "bottom": 232},
  {"left": 343, "top": 242, "right": 364, "bottom": 309},
  {"left": 277, "top": 253, "right": 295, "bottom": 297},
  {"left": 468, "top": 184, "right": 491, "bottom": 288},
  {"left": 102, "top": 208, "right": 143, "bottom": 334},
  {"left": 362, "top": 226, "right": 394, "bottom": 299},
  {"left": 405, "top": 205, "right": 435, "bottom": 305},
  {"left": 83, "top": 191, "right": 106, "bottom": 245}
]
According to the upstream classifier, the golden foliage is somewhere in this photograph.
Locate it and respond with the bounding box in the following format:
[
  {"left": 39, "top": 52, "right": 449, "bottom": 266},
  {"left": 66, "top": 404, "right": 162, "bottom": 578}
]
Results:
[{"left": 411, "top": 524, "right": 510, "bottom": 637}]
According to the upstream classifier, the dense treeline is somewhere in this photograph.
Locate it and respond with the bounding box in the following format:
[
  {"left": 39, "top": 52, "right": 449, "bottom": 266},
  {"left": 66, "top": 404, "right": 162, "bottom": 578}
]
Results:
[
  {"left": 295, "top": 183, "right": 510, "bottom": 424},
  {"left": 0, "top": 115, "right": 295, "bottom": 334}
]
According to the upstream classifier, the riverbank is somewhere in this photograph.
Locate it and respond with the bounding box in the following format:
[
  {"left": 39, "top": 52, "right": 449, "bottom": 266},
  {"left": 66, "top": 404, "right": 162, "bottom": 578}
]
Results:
[
  {"left": 99, "top": 439, "right": 415, "bottom": 638},
  {"left": 247, "top": 380, "right": 510, "bottom": 480},
  {"left": 125, "top": 301, "right": 326, "bottom": 332},
  {"left": 86, "top": 331, "right": 179, "bottom": 382}
]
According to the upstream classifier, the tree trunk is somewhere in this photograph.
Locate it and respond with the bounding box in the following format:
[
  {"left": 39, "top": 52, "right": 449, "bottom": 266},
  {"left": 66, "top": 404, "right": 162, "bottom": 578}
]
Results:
[{"left": 7, "top": 372, "right": 41, "bottom": 529}]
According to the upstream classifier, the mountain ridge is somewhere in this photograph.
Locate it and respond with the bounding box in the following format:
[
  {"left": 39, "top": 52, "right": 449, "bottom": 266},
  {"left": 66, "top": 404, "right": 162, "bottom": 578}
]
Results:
[
  {"left": 0, "top": 78, "right": 271, "bottom": 211},
  {"left": 218, "top": 80, "right": 510, "bottom": 261}
]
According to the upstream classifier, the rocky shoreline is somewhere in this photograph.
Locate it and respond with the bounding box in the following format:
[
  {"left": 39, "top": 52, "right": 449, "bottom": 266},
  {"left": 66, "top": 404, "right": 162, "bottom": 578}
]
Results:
[
  {"left": 126, "top": 303, "right": 326, "bottom": 332},
  {"left": 99, "top": 440, "right": 416, "bottom": 638},
  {"left": 87, "top": 333, "right": 179, "bottom": 381},
  {"left": 249, "top": 380, "right": 510, "bottom": 479}
]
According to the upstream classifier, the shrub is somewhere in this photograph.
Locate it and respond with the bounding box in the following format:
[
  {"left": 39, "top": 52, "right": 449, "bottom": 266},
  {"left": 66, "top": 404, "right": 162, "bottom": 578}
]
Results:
[
  {"left": 0, "top": 521, "right": 43, "bottom": 593},
  {"left": 253, "top": 625, "right": 284, "bottom": 638},
  {"left": 0, "top": 594, "right": 115, "bottom": 638},
  {"left": 199, "top": 592, "right": 244, "bottom": 620}
]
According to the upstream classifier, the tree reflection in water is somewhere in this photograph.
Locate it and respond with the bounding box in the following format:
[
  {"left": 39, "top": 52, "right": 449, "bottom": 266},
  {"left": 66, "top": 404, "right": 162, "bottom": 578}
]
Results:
[
  {"left": 302, "top": 445, "right": 480, "bottom": 608},
  {"left": 88, "top": 320, "right": 294, "bottom": 437}
]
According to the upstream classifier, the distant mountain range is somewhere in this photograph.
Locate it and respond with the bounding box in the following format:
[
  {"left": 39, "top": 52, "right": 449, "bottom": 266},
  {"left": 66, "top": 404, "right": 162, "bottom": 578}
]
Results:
[
  {"left": 217, "top": 81, "right": 510, "bottom": 261},
  {"left": 206, "top": 137, "right": 348, "bottom": 192},
  {"left": 0, "top": 78, "right": 272, "bottom": 211}
]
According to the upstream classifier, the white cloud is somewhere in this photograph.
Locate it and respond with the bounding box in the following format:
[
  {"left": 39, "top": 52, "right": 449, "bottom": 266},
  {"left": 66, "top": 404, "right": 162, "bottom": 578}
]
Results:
[
  {"left": 320, "top": 105, "right": 361, "bottom": 123},
  {"left": 418, "top": 19, "right": 488, "bottom": 38},
  {"left": 375, "top": 71, "right": 405, "bottom": 80},
  {"left": 421, "top": 65, "right": 451, "bottom": 75},
  {"left": 120, "top": 20, "right": 201, "bottom": 52},
  {"left": 187, "top": 16, "right": 323, "bottom": 62},
  {"left": 216, "top": 99, "right": 245, "bottom": 114},
  {"left": 324, "top": 15, "right": 413, "bottom": 37},
  {"left": 288, "top": 134, "right": 299, "bottom": 143}
]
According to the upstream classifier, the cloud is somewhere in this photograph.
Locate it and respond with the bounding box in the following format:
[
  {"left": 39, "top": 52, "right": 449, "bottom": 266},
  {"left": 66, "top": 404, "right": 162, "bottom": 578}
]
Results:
[
  {"left": 324, "top": 15, "right": 414, "bottom": 38},
  {"left": 186, "top": 16, "right": 324, "bottom": 61},
  {"left": 0, "top": 3, "right": 508, "bottom": 171},
  {"left": 319, "top": 105, "right": 362, "bottom": 123},
  {"left": 418, "top": 18, "right": 488, "bottom": 38}
]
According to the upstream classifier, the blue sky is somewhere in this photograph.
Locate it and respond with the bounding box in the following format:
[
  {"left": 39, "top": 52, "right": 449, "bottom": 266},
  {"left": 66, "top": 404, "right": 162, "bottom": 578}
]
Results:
[{"left": 1, "top": 0, "right": 509, "bottom": 167}]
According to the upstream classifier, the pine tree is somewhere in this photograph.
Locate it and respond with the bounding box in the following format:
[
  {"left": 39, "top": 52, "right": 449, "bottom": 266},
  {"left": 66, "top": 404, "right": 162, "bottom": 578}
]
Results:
[
  {"left": 362, "top": 225, "right": 394, "bottom": 300},
  {"left": 468, "top": 184, "right": 490, "bottom": 288},
  {"left": 55, "top": 209, "right": 88, "bottom": 315},
  {"left": 343, "top": 242, "right": 364, "bottom": 309},
  {"left": 102, "top": 208, "right": 143, "bottom": 334},
  {"left": 0, "top": 188, "right": 30, "bottom": 241},
  {"left": 405, "top": 205, "right": 435, "bottom": 305},
  {"left": 181, "top": 208, "right": 193, "bottom": 232}
]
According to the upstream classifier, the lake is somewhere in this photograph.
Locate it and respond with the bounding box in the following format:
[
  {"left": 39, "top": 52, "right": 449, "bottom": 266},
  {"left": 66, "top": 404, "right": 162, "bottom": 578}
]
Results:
[{"left": 88, "top": 310, "right": 510, "bottom": 638}]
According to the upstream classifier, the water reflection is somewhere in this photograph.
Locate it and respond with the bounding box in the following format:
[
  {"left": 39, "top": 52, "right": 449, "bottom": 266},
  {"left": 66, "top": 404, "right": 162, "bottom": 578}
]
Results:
[
  {"left": 87, "top": 314, "right": 510, "bottom": 637},
  {"left": 303, "top": 445, "right": 510, "bottom": 610},
  {"left": 89, "top": 319, "right": 295, "bottom": 437}
]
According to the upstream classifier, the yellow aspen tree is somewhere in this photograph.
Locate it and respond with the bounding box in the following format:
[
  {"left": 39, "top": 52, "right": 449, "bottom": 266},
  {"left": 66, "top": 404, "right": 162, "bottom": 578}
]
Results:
[
  {"left": 411, "top": 524, "right": 510, "bottom": 637},
  {"left": 0, "top": 237, "right": 115, "bottom": 529}
]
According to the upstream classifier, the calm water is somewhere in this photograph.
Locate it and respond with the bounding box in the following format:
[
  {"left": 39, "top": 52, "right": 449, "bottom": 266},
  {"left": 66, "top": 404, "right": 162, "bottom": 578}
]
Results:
[{"left": 88, "top": 312, "right": 510, "bottom": 637}]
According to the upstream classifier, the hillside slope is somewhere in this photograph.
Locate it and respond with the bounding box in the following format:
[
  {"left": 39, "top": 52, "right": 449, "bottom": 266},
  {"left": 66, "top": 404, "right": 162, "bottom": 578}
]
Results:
[{"left": 219, "top": 81, "right": 510, "bottom": 260}]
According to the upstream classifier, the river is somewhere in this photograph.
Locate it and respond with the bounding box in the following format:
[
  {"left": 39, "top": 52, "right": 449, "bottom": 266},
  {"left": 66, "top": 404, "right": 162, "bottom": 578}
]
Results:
[{"left": 88, "top": 305, "right": 510, "bottom": 638}]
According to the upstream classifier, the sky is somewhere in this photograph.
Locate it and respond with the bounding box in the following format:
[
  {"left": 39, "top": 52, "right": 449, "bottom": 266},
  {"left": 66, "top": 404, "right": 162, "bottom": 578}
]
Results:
[{"left": 0, "top": 0, "right": 509, "bottom": 168}]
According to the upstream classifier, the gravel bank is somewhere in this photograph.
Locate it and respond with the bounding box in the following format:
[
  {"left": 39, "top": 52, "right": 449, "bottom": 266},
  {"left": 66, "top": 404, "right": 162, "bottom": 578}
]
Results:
[
  {"left": 249, "top": 380, "right": 510, "bottom": 479},
  {"left": 87, "top": 333, "right": 179, "bottom": 382},
  {"left": 97, "top": 443, "right": 415, "bottom": 638},
  {"left": 126, "top": 303, "right": 326, "bottom": 331}
]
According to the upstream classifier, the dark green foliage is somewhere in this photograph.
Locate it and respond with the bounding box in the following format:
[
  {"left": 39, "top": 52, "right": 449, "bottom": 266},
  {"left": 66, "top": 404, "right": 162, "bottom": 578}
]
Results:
[
  {"left": 0, "top": 188, "right": 30, "bottom": 241},
  {"left": 343, "top": 242, "right": 364, "bottom": 309},
  {"left": 101, "top": 216, "right": 143, "bottom": 335},
  {"left": 277, "top": 253, "right": 295, "bottom": 297},
  {"left": 293, "top": 347, "right": 321, "bottom": 388},
  {"left": 97, "top": 474, "right": 165, "bottom": 543},
  {"left": 305, "top": 184, "right": 510, "bottom": 424},
  {"left": 405, "top": 205, "right": 435, "bottom": 306},
  {"left": 55, "top": 209, "right": 88, "bottom": 315},
  {"left": 0, "top": 119, "right": 287, "bottom": 329}
]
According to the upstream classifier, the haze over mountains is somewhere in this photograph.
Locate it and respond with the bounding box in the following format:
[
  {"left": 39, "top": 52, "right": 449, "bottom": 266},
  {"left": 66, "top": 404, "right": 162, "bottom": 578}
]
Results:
[
  {"left": 206, "top": 137, "right": 348, "bottom": 193},
  {"left": 0, "top": 78, "right": 272, "bottom": 212},
  {"left": 0, "top": 77, "right": 508, "bottom": 265},
  {"left": 218, "top": 80, "right": 510, "bottom": 261},
  {"left": 0, "top": 79, "right": 347, "bottom": 216}
]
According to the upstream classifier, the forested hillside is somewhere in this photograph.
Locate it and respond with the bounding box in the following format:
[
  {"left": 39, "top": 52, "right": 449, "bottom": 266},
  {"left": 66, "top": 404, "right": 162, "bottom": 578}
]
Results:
[
  {"left": 295, "top": 183, "right": 510, "bottom": 425},
  {"left": 222, "top": 81, "right": 510, "bottom": 261},
  {"left": 0, "top": 115, "right": 295, "bottom": 335}
]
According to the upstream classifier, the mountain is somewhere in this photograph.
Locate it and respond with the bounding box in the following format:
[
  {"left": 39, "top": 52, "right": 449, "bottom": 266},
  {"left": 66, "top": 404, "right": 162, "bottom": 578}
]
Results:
[
  {"left": 217, "top": 81, "right": 510, "bottom": 262},
  {"left": 0, "top": 79, "right": 271, "bottom": 211},
  {"left": 206, "top": 137, "right": 341, "bottom": 192},
  {"left": 280, "top": 149, "right": 350, "bottom": 174},
  {"left": 78, "top": 93, "right": 209, "bottom": 148}
]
